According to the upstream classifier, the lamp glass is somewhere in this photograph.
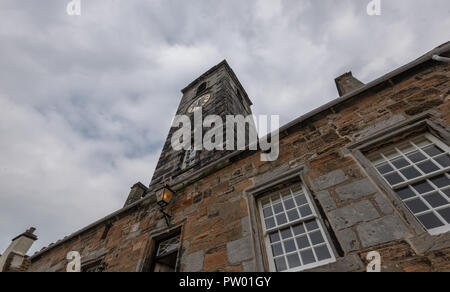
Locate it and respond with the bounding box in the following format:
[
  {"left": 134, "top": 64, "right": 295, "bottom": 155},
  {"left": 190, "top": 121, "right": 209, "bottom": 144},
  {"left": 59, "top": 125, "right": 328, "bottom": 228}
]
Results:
[{"left": 157, "top": 187, "right": 173, "bottom": 207}]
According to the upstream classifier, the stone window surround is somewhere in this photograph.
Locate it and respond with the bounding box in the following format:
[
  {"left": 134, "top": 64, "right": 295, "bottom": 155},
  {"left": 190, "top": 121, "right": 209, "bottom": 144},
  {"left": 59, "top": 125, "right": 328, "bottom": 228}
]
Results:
[
  {"left": 140, "top": 225, "right": 184, "bottom": 272},
  {"left": 347, "top": 111, "right": 450, "bottom": 241},
  {"left": 245, "top": 166, "right": 340, "bottom": 272}
]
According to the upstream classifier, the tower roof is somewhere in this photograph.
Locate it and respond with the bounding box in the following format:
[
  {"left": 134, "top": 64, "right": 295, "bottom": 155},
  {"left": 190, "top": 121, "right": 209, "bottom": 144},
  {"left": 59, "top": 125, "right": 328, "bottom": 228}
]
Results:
[{"left": 181, "top": 60, "right": 253, "bottom": 106}]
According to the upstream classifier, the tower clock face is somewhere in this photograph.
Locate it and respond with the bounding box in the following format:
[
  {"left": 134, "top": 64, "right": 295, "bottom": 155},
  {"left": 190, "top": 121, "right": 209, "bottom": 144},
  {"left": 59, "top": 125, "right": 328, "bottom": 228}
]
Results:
[{"left": 187, "top": 93, "right": 211, "bottom": 113}]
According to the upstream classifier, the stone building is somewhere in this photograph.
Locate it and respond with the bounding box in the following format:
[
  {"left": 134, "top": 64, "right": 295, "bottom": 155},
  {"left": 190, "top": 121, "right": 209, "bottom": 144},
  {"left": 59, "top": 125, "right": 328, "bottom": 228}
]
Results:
[{"left": 6, "top": 42, "right": 450, "bottom": 272}]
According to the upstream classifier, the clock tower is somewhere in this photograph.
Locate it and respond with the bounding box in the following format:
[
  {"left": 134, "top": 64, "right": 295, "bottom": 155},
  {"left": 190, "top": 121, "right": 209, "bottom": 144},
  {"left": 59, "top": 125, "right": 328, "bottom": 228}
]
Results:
[{"left": 125, "top": 60, "right": 253, "bottom": 206}]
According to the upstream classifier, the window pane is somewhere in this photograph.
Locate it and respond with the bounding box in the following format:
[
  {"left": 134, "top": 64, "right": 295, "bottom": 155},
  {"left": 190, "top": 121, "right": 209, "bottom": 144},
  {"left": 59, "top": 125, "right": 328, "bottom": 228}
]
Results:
[
  {"left": 299, "top": 205, "right": 313, "bottom": 217},
  {"left": 272, "top": 244, "right": 283, "bottom": 257},
  {"left": 396, "top": 187, "right": 416, "bottom": 200},
  {"left": 400, "top": 167, "right": 422, "bottom": 180},
  {"left": 305, "top": 220, "right": 319, "bottom": 231},
  {"left": 314, "top": 245, "right": 332, "bottom": 261},
  {"left": 287, "top": 254, "right": 301, "bottom": 269},
  {"left": 407, "top": 151, "right": 427, "bottom": 163},
  {"left": 296, "top": 235, "right": 310, "bottom": 249},
  {"left": 417, "top": 160, "right": 439, "bottom": 174},
  {"left": 423, "top": 192, "right": 449, "bottom": 208},
  {"left": 412, "top": 181, "right": 434, "bottom": 194},
  {"left": 417, "top": 213, "right": 444, "bottom": 230},
  {"left": 287, "top": 209, "right": 300, "bottom": 221},
  {"left": 437, "top": 208, "right": 450, "bottom": 224},
  {"left": 423, "top": 145, "right": 444, "bottom": 157},
  {"left": 398, "top": 143, "right": 415, "bottom": 154},
  {"left": 434, "top": 155, "right": 450, "bottom": 168},
  {"left": 284, "top": 240, "right": 297, "bottom": 253},
  {"left": 443, "top": 189, "right": 450, "bottom": 199},
  {"left": 430, "top": 174, "right": 450, "bottom": 188},
  {"left": 265, "top": 218, "right": 276, "bottom": 229},
  {"left": 392, "top": 158, "right": 410, "bottom": 169},
  {"left": 263, "top": 207, "right": 273, "bottom": 218},
  {"left": 377, "top": 163, "right": 394, "bottom": 174},
  {"left": 384, "top": 149, "right": 400, "bottom": 159},
  {"left": 295, "top": 194, "right": 307, "bottom": 206},
  {"left": 261, "top": 198, "right": 271, "bottom": 208},
  {"left": 309, "top": 231, "right": 325, "bottom": 245},
  {"left": 300, "top": 249, "right": 316, "bottom": 265},
  {"left": 412, "top": 136, "right": 432, "bottom": 148},
  {"left": 270, "top": 232, "right": 280, "bottom": 243},
  {"left": 273, "top": 203, "right": 284, "bottom": 214},
  {"left": 384, "top": 172, "right": 404, "bottom": 185},
  {"left": 280, "top": 228, "right": 293, "bottom": 239},
  {"left": 276, "top": 214, "right": 288, "bottom": 225},
  {"left": 293, "top": 224, "right": 306, "bottom": 235},
  {"left": 284, "top": 199, "right": 296, "bottom": 210},
  {"left": 369, "top": 154, "right": 384, "bottom": 164},
  {"left": 405, "top": 198, "right": 429, "bottom": 214},
  {"left": 274, "top": 257, "right": 287, "bottom": 272}
]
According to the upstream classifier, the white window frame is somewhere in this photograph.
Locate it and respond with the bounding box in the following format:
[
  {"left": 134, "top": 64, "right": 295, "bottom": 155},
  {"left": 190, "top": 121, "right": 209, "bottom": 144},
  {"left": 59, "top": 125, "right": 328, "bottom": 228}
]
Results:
[
  {"left": 156, "top": 235, "right": 181, "bottom": 258},
  {"left": 258, "top": 183, "right": 336, "bottom": 272},
  {"left": 367, "top": 133, "right": 450, "bottom": 236}
]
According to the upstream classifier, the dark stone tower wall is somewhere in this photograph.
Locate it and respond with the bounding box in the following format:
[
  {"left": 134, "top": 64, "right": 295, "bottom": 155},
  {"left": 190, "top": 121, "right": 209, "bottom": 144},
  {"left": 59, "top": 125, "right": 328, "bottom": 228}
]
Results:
[{"left": 125, "top": 60, "right": 253, "bottom": 206}]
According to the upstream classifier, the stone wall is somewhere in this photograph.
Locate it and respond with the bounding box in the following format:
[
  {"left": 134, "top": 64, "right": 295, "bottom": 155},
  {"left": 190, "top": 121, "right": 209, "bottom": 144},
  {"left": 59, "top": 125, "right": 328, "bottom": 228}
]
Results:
[{"left": 29, "top": 58, "right": 450, "bottom": 272}]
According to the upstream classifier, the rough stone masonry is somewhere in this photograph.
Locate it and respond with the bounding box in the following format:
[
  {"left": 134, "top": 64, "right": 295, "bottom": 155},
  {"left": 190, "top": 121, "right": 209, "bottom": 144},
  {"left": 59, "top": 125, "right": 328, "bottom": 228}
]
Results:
[{"left": 9, "top": 42, "right": 450, "bottom": 272}]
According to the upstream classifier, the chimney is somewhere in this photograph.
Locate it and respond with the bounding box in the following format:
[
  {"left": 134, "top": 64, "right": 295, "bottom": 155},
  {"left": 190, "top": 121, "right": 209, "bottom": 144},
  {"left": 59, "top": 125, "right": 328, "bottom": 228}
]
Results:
[
  {"left": 335, "top": 72, "right": 364, "bottom": 97},
  {"left": 124, "top": 182, "right": 149, "bottom": 207},
  {"left": 0, "top": 227, "right": 38, "bottom": 272}
]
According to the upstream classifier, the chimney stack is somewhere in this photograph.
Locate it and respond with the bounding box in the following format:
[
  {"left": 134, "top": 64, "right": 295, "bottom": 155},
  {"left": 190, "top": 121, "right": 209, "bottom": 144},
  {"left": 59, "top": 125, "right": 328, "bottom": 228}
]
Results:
[
  {"left": 0, "top": 227, "right": 38, "bottom": 272},
  {"left": 335, "top": 72, "right": 364, "bottom": 97}
]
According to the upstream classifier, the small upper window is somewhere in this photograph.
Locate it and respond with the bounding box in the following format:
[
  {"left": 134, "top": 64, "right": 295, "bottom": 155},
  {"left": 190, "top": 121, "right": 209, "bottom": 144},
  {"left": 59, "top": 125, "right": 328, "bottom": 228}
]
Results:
[
  {"left": 367, "top": 133, "right": 450, "bottom": 235},
  {"left": 152, "top": 234, "right": 181, "bottom": 272},
  {"left": 196, "top": 82, "right": 207, "bottom": 95}
]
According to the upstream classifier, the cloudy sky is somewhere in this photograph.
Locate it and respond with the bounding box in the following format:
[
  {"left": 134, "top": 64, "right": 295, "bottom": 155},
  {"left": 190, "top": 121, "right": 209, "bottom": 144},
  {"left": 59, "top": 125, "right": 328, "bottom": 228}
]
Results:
[{"left": 0, "top": 0, "right": 449, "bottom": 254}]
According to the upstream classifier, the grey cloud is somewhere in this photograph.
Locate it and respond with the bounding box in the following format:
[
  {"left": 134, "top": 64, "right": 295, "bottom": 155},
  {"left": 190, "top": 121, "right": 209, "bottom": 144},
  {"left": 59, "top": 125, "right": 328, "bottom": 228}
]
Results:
[{"left": 0, "top": 0, "right": 449, "bottom": 254}]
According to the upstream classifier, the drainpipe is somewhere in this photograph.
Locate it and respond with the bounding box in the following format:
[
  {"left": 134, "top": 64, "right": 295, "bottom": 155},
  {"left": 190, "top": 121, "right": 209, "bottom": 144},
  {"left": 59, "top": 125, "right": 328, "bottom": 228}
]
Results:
[{"left": 432, "top": 55, "right": 450, "bottom": 63}]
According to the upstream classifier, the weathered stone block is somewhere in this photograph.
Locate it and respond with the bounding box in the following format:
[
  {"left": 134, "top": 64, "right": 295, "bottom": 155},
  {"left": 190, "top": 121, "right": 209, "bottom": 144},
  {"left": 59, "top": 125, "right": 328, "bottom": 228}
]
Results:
[
  {"left": 241, "top": 216, "right": 250, "bottom": 237},
  {"left": 227, "top": 236, "right": 253, "bottom": 264},
  {"left": 335, "top": 178, "right": 378, "bottom": 202},
  {"left": 334, "top": 254, "right": 365, "bottom": 272},
  {"left": 328, "top": 200, "right": 380, "bottom": 230},
  {"left": 356, "top": 115, "right": 406, "bottom": 141},
  {"left": 306, "top": 254, "right": 364, "bottom": 272},
  {"left": 311, "top": 169, "right": 348, "bottom": 191},
  {"left": 338, "top": 228, "right": 361, "bottom": 252},
  {"left": 357, "top": 215, "right": 410, "bottom": 248},
  {"left": 242, "top": 260, "right": 255, "bottom": 272},
  {"left": 180, "top": 250, "right": 204, "bottom": 272},
  {"left": 317, "top": 191, "right": 337, "bottom": 212},
  {"left": 374, "top": 194, "right": 393, "bottom": 215}
]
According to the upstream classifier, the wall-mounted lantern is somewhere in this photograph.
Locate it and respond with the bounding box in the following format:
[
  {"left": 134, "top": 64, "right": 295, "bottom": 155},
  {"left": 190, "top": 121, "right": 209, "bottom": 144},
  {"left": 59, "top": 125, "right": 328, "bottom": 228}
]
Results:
[{"left": 156, "top": 182, "right": 175, "bottom": 227}]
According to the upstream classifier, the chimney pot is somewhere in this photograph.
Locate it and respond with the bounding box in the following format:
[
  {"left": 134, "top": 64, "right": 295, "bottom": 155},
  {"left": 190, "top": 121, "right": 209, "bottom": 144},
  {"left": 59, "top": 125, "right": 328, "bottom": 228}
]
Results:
[{"left": 26, "top": 227, "right": 36, "bottom": 234}]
